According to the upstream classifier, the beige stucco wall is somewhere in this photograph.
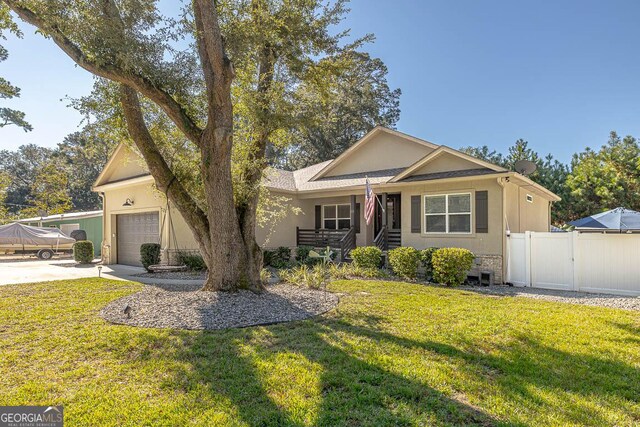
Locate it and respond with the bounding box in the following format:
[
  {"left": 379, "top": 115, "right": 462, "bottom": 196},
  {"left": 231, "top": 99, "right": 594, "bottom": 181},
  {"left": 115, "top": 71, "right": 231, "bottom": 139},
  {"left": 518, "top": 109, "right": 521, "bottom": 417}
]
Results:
[
  {"left": 326, "top": 132, "right": 434, "bottom": 176},
  {"left": 503, "top": 181, "right": 551, "bottom": 233},
  {"left": 396, "top": 177, "right": 504, "bottom": 256},
  {"left": 411, "top": 152, "right": 486, "bottom": 175},
  {"left": 102, "top": 183, "right": 369, "bottom": 263},
  {"left": 100, "top": 175, "right": 552, "bottom": 273},
  {"left": 100, "top": 146, "right": 148, "bottom": 184},
  {"left": 258, "top": 194, "right": 370, "bottom": 249},
  {"left": 101, "top": 180, "right": 201, "bottom": 264}
]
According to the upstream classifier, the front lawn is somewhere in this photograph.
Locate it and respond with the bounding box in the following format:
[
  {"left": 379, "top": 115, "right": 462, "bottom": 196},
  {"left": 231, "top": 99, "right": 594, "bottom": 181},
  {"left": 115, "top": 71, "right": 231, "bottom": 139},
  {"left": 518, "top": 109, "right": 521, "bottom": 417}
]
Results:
[{"left": 0, "top": 279, "right": 638, "bottom": 426}]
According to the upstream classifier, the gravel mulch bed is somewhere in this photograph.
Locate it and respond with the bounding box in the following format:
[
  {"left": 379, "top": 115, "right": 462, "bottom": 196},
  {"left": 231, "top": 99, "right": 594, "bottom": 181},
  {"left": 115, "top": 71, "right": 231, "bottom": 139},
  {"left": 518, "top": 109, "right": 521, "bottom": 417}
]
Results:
[
  {"left": 100, "top": 283, "right": 338, "bottom": 330},
  {"left": 460, "top": 285, "right": 640, "bottom": 311},
  {"left": 132, "top": 271, "right": 208, "bottom": 281}
]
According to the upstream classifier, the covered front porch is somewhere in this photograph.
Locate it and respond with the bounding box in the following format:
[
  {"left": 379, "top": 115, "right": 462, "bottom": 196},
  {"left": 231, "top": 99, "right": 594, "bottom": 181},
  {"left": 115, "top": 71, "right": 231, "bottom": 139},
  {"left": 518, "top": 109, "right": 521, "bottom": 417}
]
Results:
[{"left": 295, "top": 193, "right": 402, "bottom": 260}]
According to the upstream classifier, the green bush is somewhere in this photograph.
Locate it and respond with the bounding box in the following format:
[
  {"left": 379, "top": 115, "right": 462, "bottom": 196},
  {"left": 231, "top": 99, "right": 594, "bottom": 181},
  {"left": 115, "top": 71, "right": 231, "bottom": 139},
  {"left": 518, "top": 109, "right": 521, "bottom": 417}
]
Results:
[
  {"left": 432, "top": 248, "right": 475, "bottom": 286},
  {"left": 350, "top": 246, "right": 382, "bottom": 269},
  {"left": 178, "top": 251, "right": 207, "bottom": 271},
  {"left": 140, "top": 243, "right": 161, "bottom": 271},
  {"left": 295, "top": 246, "right": 314, "bottom": 265},
  {"left": 263, "top": 246, "right": 291, "bottom": 268},
  {"left": 388, "top": 246, "right": 420, "bottom": 280},
  {"left": 420, "top": 247, "right": 439, "bottom": 279},
  {"left": 73, "top": 240, "right": 94, "bottom": 264}
]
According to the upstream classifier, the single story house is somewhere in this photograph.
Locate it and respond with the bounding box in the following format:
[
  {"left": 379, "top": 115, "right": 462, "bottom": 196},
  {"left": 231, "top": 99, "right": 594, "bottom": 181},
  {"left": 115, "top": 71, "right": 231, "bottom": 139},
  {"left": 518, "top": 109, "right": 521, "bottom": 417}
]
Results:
[
  {"left": 93, "top": 127, "right": 560, "bottom": 282},
  {"left": 18, "top": 210, "right": 103, "bottom": 256}
]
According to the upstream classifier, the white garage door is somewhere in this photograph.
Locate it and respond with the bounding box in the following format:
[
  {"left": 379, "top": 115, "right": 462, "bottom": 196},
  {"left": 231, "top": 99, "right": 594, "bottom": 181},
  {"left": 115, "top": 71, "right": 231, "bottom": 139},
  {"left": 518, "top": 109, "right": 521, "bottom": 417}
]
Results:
[{"left": 116, "top": 212, "right": 159, "bottom": 266}]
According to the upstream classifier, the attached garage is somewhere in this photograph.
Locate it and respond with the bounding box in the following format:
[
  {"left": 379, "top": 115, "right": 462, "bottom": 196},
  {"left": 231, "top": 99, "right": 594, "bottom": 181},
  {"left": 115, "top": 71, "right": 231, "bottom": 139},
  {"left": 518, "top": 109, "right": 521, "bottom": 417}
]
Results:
[{"left": 116, "top": 212, "right": 159, "bottom": 266}]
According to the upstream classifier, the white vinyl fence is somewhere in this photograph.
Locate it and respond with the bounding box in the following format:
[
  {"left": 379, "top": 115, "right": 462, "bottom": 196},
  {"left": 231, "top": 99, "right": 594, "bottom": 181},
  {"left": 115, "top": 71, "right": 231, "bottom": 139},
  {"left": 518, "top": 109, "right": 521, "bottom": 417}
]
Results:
[{"left": 507, "top": 231, "right": 640, "bottom": 296}]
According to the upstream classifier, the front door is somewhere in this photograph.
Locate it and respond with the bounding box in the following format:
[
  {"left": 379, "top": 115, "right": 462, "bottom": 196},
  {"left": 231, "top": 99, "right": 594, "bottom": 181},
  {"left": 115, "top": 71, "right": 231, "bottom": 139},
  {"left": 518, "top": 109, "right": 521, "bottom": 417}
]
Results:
[{"left": 374, "top": 194, "right": 401, "bottom": 237}]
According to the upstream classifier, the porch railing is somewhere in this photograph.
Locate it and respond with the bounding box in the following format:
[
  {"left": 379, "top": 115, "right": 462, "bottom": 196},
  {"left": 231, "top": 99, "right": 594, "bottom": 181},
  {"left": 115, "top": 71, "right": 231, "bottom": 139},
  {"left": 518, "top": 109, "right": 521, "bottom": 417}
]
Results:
[
  {"left": 388, "top": 229, "right": 402, "bottom": 249},
  {"left": 373, "top": 226, "right": 402, "bottom": 251},
  {"left": 374, "top": 226, "right": 388, "bottom": 250},
  {"left": 296, "top": 227, "right": 348, "bottom": 247},
  {"left": 296, "top": 227, "right": 356, "bottom": 261},
  {"left": 339, "top": 227, "right": 356, "bottom": 260}
]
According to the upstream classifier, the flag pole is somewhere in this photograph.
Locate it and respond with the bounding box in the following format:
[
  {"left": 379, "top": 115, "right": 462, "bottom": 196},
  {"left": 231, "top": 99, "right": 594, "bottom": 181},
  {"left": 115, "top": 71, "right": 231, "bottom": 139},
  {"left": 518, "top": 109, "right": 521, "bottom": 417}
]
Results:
[{"left": 365, "top": 175, "right": 385, "bottom": 213}]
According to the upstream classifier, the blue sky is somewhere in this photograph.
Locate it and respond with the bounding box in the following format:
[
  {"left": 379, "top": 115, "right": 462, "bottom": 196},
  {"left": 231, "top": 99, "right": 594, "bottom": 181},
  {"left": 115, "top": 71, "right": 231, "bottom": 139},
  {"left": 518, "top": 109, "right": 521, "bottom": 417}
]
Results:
[{"left": 2, "top": 0, "right": 640, "bottom": 163}]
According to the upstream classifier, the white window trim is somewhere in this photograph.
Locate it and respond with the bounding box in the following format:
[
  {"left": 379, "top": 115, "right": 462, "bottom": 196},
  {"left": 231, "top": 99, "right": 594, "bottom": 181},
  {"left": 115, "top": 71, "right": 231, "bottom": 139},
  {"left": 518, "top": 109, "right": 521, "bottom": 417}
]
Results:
[
  {"left": 424, "top": 192, "right": 472, "bottom": 234},
  {"left": 321, "top": 204, "right": 351, "bottom": 230}
]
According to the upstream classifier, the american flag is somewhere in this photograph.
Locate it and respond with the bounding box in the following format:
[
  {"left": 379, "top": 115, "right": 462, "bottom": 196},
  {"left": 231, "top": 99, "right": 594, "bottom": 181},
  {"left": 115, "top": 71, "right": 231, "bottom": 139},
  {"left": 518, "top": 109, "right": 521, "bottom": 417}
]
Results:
[{"left": 365, "top": 177, "right": 375, "bottom": 225}]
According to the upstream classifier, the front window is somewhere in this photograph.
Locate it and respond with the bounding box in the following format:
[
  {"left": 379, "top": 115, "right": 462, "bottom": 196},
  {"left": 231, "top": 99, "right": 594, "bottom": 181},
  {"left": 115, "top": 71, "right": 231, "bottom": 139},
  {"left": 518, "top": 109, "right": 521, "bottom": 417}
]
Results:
[
  {"left": 323, "top": 204, "right": 351, "bottom": 230},
  {"left": 424, "top": 193, "right": 471, "bottom": 233}
]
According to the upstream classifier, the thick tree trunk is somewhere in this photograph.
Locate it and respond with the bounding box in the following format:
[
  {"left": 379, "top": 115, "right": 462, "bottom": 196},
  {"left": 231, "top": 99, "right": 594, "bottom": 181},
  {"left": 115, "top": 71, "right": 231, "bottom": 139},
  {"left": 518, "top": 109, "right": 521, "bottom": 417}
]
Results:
[
  {"left": 198, "top": 127, "right": 264, "bottom": 293},
  {"left": 120, "top": 85, "right": 264, "bottom": 293}
]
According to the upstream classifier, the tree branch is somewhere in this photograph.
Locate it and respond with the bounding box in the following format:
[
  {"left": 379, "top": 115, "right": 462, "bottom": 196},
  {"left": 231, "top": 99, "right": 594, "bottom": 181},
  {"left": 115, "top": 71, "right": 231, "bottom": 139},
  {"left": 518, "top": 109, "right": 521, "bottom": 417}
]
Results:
[
  {"left": 118, "top": 84, "right": 212, "bottom": 257},
  {"left": 3, "top": 0, "right": 204, "bottom": 145},
  {"left": 192, "top": 0, "right": 233, "bottom": 126}
]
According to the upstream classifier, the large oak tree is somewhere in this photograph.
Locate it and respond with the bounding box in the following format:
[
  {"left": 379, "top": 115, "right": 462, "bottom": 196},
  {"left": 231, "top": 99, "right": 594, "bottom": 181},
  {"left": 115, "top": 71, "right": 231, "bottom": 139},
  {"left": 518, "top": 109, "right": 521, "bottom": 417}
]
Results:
[{"left": 3, "top": 0, "right": 391, "bottom": 291}]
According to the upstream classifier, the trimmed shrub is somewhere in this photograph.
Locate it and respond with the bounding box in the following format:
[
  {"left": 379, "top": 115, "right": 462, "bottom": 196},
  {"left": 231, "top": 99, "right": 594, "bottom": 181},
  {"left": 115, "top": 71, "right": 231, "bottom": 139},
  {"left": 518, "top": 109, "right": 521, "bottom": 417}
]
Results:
[
  {"left": 263, "top": 246, "right": 291, "bottom": 268},
  {"left": 388, "top": 246, "right": 420, "bottom": 280},
  {"left": 73, "top": 240, "right": 94, "bottom": 264},
  {"left": 432, "top": 248, "right": 475, "bottom": 286},
  {"left": 350, "top": 246, "right": 382, "bottom": 269},
  {"left": 420, "top": 247, "right": 439, "bottom": 279},
  {"left": 140, "top": 243, "right": 161, "bottom": 271},
  {"left": 178, "top": 251, "right": 207, "bottom": 271}
]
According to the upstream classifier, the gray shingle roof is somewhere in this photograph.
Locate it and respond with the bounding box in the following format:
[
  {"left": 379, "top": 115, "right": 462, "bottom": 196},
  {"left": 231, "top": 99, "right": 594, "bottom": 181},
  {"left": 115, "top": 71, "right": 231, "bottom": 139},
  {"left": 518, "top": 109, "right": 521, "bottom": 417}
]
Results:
[
  {"left": 399, "top": 168, "right": 498, "bottom": 182},
  {"left": 264, "top": 165, "right": 502, "bottom": 192},
  {"left": 263, "top": 168, "right": 296, "bottom": 192}
]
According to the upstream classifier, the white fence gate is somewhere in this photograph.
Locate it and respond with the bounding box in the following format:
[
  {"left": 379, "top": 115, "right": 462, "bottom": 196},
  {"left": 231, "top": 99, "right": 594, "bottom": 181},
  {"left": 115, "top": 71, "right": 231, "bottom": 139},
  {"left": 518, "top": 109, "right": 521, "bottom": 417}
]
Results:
[{"left": 507, "top": 231, "right": 640, "bottom": 296}]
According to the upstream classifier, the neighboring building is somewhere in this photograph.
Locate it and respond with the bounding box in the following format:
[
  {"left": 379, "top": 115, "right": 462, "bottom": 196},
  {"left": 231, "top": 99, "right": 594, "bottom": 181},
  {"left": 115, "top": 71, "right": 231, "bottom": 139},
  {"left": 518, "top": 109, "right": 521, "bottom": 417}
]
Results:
[
  {"left": 93, "top": 127, "right": 560, "bottom": 281},
  {"left": 18, "top": 210, "right": 103, "bottom": 256}
]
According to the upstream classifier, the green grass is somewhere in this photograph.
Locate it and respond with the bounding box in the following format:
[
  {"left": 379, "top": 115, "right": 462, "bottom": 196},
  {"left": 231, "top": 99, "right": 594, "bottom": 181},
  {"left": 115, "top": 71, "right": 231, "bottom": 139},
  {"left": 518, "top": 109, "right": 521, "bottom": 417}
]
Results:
[{"left": 0, "top": 279, "right": 638, "bottom": 426}]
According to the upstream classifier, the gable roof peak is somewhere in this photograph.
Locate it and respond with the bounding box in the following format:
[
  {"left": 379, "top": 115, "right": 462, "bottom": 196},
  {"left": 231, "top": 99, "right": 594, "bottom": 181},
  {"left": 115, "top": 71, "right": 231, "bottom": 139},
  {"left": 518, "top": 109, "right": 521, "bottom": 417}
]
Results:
[
  {"left": 309, "top": 126, "right": 439, "bottom": 181},
  {"left": 390, "top": 145, "right": 507, "bottom": 183}
]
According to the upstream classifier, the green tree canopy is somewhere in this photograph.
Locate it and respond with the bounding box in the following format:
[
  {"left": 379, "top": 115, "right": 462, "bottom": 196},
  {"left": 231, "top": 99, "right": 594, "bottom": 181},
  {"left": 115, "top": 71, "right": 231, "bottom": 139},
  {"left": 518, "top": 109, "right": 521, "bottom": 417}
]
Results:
[
  {"left": 566, "top": 131, "right": 640, "bottom": 219},
  {"left": 0, "top": 144, "right": 52, "bottom": 213},
  {"left": 0, "top": 4, "right": 31, "bottom": 131},
  {"left": 21, "top": 161, "right": 72, "bottom": 217}
]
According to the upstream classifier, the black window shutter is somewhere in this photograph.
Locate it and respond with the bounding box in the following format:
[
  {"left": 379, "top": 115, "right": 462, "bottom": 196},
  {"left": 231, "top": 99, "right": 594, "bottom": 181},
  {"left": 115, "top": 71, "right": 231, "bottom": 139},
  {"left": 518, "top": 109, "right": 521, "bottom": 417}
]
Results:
[
  {"left": 315, "top": 205, "right": 322, "bottom": 229},
  {"left": 410, "top": 195, "right": 421, "bottom": 233},
  {"left": 475, "top": 191, "right": 488, "bottom": 233},
  {"left": 354, "top": 203, "right": 361, "bottom": 233}
]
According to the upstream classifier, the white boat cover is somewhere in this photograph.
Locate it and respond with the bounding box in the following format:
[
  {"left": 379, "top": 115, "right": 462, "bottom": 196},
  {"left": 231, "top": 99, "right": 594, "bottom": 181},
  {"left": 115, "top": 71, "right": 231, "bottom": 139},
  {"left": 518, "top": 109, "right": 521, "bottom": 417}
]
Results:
[{"left": 0, "top": 223, "right": 76, "bottom": 245}]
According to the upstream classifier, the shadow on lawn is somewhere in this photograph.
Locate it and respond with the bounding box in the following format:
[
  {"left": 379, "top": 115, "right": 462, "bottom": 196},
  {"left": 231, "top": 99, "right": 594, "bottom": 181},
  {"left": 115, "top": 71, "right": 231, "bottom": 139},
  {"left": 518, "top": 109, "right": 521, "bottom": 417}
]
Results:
[
  {"left": 155, "top": 313, "right": 500, "bottom": 426},
  {"left": 132, "top": 309, "right": 639, "bottom": 426}
]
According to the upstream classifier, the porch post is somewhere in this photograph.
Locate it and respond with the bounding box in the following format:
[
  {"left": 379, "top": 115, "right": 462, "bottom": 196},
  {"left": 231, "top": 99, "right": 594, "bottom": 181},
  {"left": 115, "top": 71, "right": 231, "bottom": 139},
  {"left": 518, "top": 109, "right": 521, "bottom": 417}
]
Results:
[
  {"left": 381, "top": 193, "right": 388, "bottom": 250},
  {"left": 350, "top": 195, "right": 356, "bottom": 230}
]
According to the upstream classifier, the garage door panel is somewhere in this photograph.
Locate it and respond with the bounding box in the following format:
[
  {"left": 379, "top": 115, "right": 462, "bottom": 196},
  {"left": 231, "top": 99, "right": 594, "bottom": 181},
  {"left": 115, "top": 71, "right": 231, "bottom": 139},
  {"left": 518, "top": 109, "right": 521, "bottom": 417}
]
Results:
[{"left": 116, "top": 212, "right": 159, "bottom": 266}]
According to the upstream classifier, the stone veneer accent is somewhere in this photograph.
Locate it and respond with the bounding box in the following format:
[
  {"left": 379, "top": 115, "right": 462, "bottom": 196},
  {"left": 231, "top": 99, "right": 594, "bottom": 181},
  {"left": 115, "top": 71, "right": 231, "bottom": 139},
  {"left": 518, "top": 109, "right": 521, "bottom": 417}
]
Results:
[{"left": 473, "top": 255, "right": 503, "bottom": 284}]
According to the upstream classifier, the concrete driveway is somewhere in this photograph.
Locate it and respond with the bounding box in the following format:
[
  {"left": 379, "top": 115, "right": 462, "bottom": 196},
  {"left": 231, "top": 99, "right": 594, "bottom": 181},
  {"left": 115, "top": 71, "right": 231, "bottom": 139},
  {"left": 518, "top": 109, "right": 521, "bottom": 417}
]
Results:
[{"left": 0, "top": 259, "right": 146, "bottom": 286}]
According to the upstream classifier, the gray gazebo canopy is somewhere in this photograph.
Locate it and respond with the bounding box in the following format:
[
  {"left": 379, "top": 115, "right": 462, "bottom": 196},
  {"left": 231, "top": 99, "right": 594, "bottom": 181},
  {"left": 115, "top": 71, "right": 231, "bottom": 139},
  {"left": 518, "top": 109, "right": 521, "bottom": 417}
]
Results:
[
  {"left": 568, "top": 207, "right": 640, "bottom": 232},
  {"left": 0, "top": 222, "right": 76, "bottom": 245}
]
